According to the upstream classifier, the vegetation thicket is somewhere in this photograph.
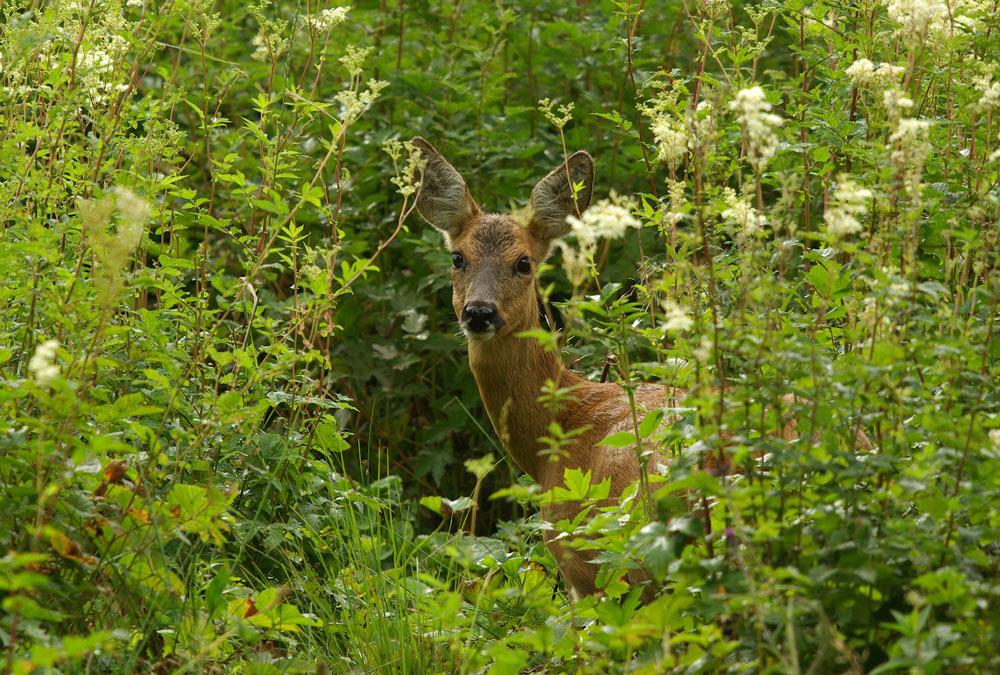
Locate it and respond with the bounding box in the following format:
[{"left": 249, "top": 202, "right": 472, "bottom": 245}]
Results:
[{"left": 1, "top": 0, "right": 998, "bottom": 672}]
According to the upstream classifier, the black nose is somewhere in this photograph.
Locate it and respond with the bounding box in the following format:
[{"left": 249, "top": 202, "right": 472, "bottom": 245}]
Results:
[{"left": 461, "top": 302, "right": 503, "bottom": 333}]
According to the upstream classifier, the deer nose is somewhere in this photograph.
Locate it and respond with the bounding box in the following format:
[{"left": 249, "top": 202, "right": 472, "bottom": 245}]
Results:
[{"left": 461, "top": 302, "right": 504, "bottom": 334}]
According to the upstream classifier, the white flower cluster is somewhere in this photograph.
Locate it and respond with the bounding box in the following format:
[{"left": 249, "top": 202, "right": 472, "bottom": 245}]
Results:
[
  {"left": 823, "top": 176, "right": 873, "bottom": 241},
  {"left": 721, "top": 187, "right": 765, "bottom": 241},
  {"left": 845, "top": 59, "right": 905, "bottom": 88},
  {"left": 307, "top": 6, "right": 350, "bottom": 32},
  {"left": 565, "top": 191, "right": 642, "bottom": 248},
  {"left": 336, "top": 79, "right": 389, "bottom": 127},
  {"left": 538, "top": 98, "right": 575, "bottom": 130},
  {"left": 702, "top": 0, "right": 728, "bottom": 18},
  {"left": 663, "top": 179, "right": 687, "bottom": 229},
  {"left": 650, "top": 115, "right": 688, "bottom": 169},
  {"left": 384, "top": 139, "right": 426, "bottom": 198},
  {"left": 973, "top": 72, "right": 1000, "bottom": 109},
  {"left": 28, "top": 339, "right": 61, "bottom": 388},
  {"left": 661, "top": 300, "right": 694, "bottom": 333},
  {"left": 728, "top": 86, "right": 783, "bottom": 173},
  {"left": 341, "top": 45, "right": 373, "bottom": 78},
  {"left": 883, "top": 0, "right": 949, "bottom": 45},
  {"left": 113, "top": 186, "right": 151, "bottom": 251},
  {"left": 76, "top": 24, "right": 132, "bottom": 106},
  {"left": 890, "top": 118, "right": 931, "bottom": 176},
  {"left": 558, "top": 192, "right": 641, "bottom": 287},
  {"left": 643, "top": 82, "right": 716, "bottom": 170},
  {"left": 882, "top": 89, "right": 915, "bottom": 118}
]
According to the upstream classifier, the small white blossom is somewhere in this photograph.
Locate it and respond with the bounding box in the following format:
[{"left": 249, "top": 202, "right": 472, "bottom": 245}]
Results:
[
  {"left": 650, "top": 115, "right": 688, "bottom": 169},
  {"left": 28, "top": 339, "right": 61, "bottom": 387},
  {"left": 890, "top": 118, "right": 931, "bottom": 171},
  {"left": 662, "top": 300, "right": 694, "bottom": 333},
  {"left": 882, "top": 89, "right": 915, "bottom": 118},
  {"left": 694, "top": 337, "right": 713, "bottom": 362},
  {"left": 538, "top": 98, "right": 575, "bottom": 130},
  {"left": 846, "top": 59, "right": 905, "bottom": 88},
  {"left": 251, "top": 33, "right": 269, "bottom": 61},
  {"left": 973, "top": 72, "right": 1000, "bottom": 109},
  {"left": 564, "top": 191, "right": 641, "bottom": 248},
  {"left": 113, "top": 187, "right": 150, "bottom": 251},
  {"left": 824, "top": 177, "right": 873, "bottom": 241},
  {"left": 307, "top": 6, "right": 350, "bottom": 32},
  {"left": 989, "top": 429, "right": 1000, "bottom": 448},
  {"left": 884, "top": 0, "right": 949, "bottom": 45},
  {"left": 721, "top": 187, "right": 765, "bottom": 241},
  {"left": 558, "top": 192, "right": 641, "bottom": 287},
  {"left": 728, "top": 86, "right": 783, "bottom": 173},
  {"left": 341, "top": 45, "right": 373, "bottom": 78}
]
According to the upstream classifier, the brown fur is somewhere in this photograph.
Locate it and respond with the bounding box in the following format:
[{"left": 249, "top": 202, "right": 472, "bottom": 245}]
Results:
[{"left": 411, "top": 138, "right": 868, "bottom": 601}]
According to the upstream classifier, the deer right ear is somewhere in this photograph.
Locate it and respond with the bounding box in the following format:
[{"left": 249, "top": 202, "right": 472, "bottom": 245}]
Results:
[
  {"left": 412, "top": 137, "right": 481, "bottom": 242},
  {"left": 528, "top": 150, "right": 594, "bottom": 241}
]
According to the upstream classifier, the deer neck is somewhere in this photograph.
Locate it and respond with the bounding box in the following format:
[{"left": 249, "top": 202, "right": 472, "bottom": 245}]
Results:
[{"left": 467, "top": 330, "right": 584, "bottom": 481}]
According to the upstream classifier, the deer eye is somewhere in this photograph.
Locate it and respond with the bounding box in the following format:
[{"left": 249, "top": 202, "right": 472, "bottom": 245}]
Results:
[
  {"left": 515, "top": 256, "right": 531, "bottom": 275},
  {"left": 451, "top": 252, "right": 465, "bottom": 270}
]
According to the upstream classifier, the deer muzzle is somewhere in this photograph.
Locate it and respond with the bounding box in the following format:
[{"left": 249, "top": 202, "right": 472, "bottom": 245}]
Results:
[{"left": 461, "top": 301, "right": 504, "bottom": 339}]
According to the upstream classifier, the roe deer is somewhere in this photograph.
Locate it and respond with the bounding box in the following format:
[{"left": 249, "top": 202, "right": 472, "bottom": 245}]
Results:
[{"left": 410, "top": 137, "right": 864, "bottom": 601}]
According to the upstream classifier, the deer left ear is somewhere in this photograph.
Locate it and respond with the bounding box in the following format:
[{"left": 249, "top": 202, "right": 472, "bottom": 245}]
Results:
[{"left": 528, "top": 151, "right": 594, "bottom": 242}]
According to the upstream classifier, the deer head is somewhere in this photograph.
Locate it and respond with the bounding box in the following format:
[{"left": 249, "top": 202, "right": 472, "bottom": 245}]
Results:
[{"left": 411, "top": 137, "right": 594, "bottom": 340}]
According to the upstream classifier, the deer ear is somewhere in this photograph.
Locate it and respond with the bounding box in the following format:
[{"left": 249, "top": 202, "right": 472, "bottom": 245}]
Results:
[
  {"left": 412, "top": 137, "right": 481, "bottom": 242},
  {"left": 528, "top": 150, "right": 594, "bottom": 241}
]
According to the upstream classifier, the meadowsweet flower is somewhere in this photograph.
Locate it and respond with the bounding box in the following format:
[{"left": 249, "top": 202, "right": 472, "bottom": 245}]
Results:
[
  {"left": 336, "top": 79, "right": 388, "bottom": 126},
  {"left": 702, "top": 0, "right": 728, "bottom": 18},
  {"left": 974, "top": 72, "right": 1000, "bottom": 109},
  {"left": 642, "top": 79, "right": 698, "bottom": 169},
  {"left": 79, "top": 188, "right": 151, "bottom": 304},
  {"left": 824, "top": 176, "right": 873, "bottom": 241},
  {"left": 650, "top": 115, "right": 688, "bottom": 169},
  {"left": 882, "top": 89, "right": 915, "bottom": 118},
  {"left": 384, "top": 139, "right": 426, "bottom": 198},
  {"left": 538, "top": 98, "right": 575, "bottom": 130},
  {"left": 251, "top": 33, "right": 269, "bottom": 61},
  {"left": 28, "top": 339, "right": 61, "bottom": 387},
  {"left": 884, "top": 0, "right": 949, "bottom": 45},
  {"left": 721, "top": 187, "right": 765, "bottom": 241},
  {"left": 693, "top": 337, "right": 713, "bottom": 362},
  {"left": 989, "top": 429, "right": 1000, "bottom": 448},
  {"left": 558, "top": 192, "right": 641, "bottom": 287},
  {"left": 846, "top": 59, "right": 905, "bottom": 88},
  {"left": 728, "top": 86, "right": 783, "bottom": 172},
  {"left": 890, "top": 118, "right": 931, "bottom": 173},
  {"left": 662, "top": 179, "right": 687, "bottom": 229},
  {"left": 662, "top": 300, "right": 694, "bottom": 332},
  {"left": 341, "top": 45, "right": 373, "bottom": 77},
  {"left": 564, "top": 191, "right": 641, "bottom": 247},
  {"left": 307, "top": 6, "right": 350, "bottom": 32}
]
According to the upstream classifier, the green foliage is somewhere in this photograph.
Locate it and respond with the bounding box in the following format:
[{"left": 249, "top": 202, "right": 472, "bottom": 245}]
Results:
[{"left": 1, "top": 0, "right": 998, "bottom": 672}]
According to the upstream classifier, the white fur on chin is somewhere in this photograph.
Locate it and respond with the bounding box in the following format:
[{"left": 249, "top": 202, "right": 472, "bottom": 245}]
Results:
[{"left": 463, "top": 326, "right": 497, "bottom": 341}]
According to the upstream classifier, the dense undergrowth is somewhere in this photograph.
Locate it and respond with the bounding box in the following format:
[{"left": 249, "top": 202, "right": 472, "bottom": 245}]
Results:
[{"left": 1, "top": 0, "right": 999, "bottom": 672}]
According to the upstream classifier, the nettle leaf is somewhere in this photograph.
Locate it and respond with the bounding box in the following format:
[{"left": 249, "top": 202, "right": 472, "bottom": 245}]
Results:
[
  {"left": 550, "top": 468, "right": 611, "bottom": 503},
  {"left": 419, "top": 495, "right": 474, "bottom": 516}
]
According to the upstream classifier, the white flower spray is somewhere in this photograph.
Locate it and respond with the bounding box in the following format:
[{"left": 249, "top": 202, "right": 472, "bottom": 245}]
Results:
[
  {"left": 845, "top": 59, "right": 906, "bottom": 89},
  {"left": 721, "top": 187, "right": 766, "bottom": 242},
  {"left": 728, "top": 86, "right": 783, "bottom": 173},
  {"left": 78, "top": 187, "right": 152, "bottom": 305},
  {"left": 556, "top": 191, "right": 641, "bottom": 288},
  {"left": 28, "top": 339, "right": 61, "bottom": 388},
  {"left": 824, "top": 176, "right": 873, "bottom": 243}
]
